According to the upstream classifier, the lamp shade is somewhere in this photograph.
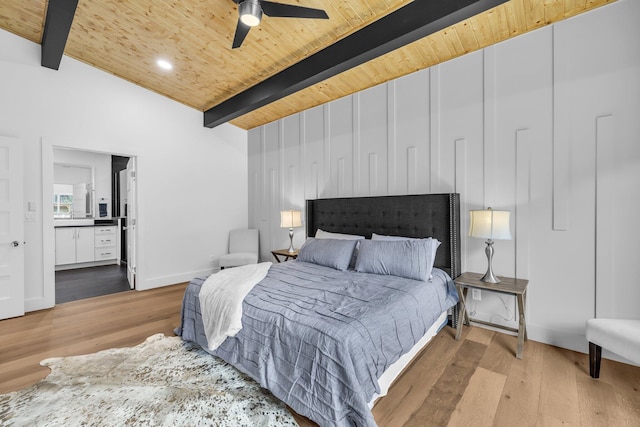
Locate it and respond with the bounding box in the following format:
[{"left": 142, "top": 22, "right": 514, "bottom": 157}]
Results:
[
  {"left": 469, "top": 208, "right": 512, "bottom": 240},
  {"left": 280, "top": 210, "right": 302, "bottom": 228}
]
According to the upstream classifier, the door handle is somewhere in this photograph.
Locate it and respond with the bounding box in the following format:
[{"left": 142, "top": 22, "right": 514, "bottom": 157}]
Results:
[{"left": 11, "top": 241, "right": 20, "bottom": 247}]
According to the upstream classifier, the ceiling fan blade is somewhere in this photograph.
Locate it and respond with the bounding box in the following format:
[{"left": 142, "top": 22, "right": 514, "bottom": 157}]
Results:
[
  {"left": 260, "top": 1, "right": 328, "bottom": 19},
  {"left": 232, "top": 19, "right": 251, "bottom": 49}
]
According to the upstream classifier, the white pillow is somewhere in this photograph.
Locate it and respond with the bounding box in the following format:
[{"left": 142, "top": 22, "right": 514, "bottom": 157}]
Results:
[
  {"left": 315, "top": 229, "right": 365, "bottom": 240},
  {"left": 371, "top": 232, "right": 414, "bottom": 242}
]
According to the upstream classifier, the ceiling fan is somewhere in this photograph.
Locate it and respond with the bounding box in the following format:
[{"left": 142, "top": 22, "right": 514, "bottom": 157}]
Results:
[{"left": 231, "top": 0, "right": 329, "bottom": 49}]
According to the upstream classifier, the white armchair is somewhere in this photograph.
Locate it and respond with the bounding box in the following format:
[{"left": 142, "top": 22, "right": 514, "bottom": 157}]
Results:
[
  {"left": 218, "top": 229, "right": 259, "bottom": 269},
  {"left": 586, "top": 318, "right": 640, "bottom": 378}
]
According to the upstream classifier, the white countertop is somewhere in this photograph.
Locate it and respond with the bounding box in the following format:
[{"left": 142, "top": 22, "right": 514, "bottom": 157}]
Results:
[{"left": 54, "top": 219, "right": 95, "bottom": 227}]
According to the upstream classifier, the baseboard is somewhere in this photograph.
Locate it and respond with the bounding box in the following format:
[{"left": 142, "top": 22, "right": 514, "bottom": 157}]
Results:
[
  {"left": 527, "top": 323, "right": 588, "bottom": 354},
  {"left": 139, "top": 268, "right": 218, "bottom": 291},
  {"left": 24, "top": 297, "right": 54, "bottom": 313},
  {"left": 527, "top": 323, "right": 640, "bottom": 367}
]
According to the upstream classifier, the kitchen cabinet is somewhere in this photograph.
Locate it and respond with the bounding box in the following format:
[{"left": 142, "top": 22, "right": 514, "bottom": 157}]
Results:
[
  {"left": 94, "top": 226, "right": 117, "bottom": 261},
  {"left": 55, "top": 227, "right": 95, "bottom": 265}
]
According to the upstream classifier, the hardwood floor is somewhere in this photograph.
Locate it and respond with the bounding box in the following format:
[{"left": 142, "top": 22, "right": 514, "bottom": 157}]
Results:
[
  {"left": 55, "top": 264, "right": 130, "bottom": 304},
  {"left": 1, "top": 285, "right": 639, "bottom": 426},
  {"left": 0, "top": 284, "right": 185, "bottom": 395}
]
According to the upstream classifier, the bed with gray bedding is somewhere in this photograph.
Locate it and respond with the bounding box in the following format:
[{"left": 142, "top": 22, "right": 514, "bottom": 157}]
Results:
[
  {"left": 176, "top": 261, "right": 458, "bottom": 426},
  {"left": 176, "top": 193, "right": 461, "bottom": 426}
]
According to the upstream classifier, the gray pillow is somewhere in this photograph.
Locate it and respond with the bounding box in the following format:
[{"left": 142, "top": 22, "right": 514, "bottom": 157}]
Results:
[
  {"left": 371, "top": 233, "right": 440, "bottom": 272},
  {"left": 316, "top": 229, "right": 365, "bottom": 269},
  {"left": 297, "top": 238, "right": 358, "bottom": 271},
  {"left": 355, "top": 239, "right": 439, "bottom": 282}
]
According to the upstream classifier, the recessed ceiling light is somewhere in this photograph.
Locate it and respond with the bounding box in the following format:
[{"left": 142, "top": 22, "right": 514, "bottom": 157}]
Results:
[{"left": 156, "top": 59, "right": 173, "bottom": 71}]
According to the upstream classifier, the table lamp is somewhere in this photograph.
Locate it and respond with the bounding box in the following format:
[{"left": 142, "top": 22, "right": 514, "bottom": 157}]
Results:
[
  {"left": 469, "top": 207, "right": 512, "bottom": 283},
  {"left": 280, "top": 210, "right": 302, "bottom": 253}
]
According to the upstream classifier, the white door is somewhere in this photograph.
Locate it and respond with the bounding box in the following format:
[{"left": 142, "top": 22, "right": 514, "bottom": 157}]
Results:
[
  {"left": 126, "top": 158, "right": 136, "bottom": 289},
  {"left": 0, "top": 137, "right": 24, "bottom": 320}
]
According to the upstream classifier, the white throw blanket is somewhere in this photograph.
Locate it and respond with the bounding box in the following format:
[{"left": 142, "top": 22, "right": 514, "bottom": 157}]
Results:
[{"left": 199, "top": 262, "right": 272, "bottom": 351}]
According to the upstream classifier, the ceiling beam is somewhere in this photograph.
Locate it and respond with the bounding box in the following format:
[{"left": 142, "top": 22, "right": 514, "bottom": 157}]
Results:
[
  {"left": 41, "top": 0, "right": 79, "bottom": 70},
  {"left": 204, "top": 0, "right": 507, "bottom": 128}
]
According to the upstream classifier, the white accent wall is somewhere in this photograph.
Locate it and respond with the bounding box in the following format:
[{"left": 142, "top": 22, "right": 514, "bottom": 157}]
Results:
[
  {"left": 248, "top": 0, "right": 640, "bottom": 354},
  {"left": 0, "top": 28, "right": 248, "bottom": 312}
]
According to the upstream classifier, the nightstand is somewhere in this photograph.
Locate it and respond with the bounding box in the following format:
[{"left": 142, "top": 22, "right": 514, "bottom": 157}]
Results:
[
  {"left": 454, "top": 272, "right": 529, "bottom": 359},
  {"left": 271, "top": 249, "right": 298, "bottom": 263}
]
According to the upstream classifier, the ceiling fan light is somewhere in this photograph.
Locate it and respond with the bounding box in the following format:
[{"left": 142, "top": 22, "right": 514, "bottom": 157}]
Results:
[{"left": 239, "top": 0, "right": 262, "bottom": 27}]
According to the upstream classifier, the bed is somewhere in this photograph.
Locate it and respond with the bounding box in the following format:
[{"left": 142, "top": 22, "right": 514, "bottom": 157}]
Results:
[{"left": 176, "top": 193, "right": 461, "bottom": 426}]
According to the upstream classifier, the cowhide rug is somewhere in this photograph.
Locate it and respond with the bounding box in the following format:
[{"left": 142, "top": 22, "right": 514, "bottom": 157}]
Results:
[{"left": 0, "top": 334, "right": 298, "bottom": 426}]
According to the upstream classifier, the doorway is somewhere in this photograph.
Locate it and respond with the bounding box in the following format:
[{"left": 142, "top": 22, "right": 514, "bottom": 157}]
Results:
[{"left": 42, "top": 142, "right": 138, "bottom": 306}]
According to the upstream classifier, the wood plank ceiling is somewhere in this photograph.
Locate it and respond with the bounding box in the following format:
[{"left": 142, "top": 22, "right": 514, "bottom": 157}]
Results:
[{"left": 0, "top": 0, "right": 614, "bottom": 130}]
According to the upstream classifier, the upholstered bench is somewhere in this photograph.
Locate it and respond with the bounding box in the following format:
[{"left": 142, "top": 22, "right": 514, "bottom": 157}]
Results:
[{"left": 586, "top": 318, "right": 640, "bottom": 378}]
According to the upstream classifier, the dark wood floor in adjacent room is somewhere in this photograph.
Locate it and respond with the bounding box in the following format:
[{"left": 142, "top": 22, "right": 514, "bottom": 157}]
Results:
[
  {"left": 55, "top": 264, "right": 130, "bottom": 304},
  {"left": 1, "top": 284, "right": 638, "bottom": 426}
]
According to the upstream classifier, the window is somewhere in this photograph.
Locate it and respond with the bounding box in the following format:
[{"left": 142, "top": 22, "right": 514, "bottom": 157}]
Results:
[{"left": 53, "top": 185, "right": 73, "bottom": 218}]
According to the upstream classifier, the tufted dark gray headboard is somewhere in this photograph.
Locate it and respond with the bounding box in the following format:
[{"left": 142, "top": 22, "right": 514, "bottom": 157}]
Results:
[{"left": 306, "top": 193, "right": 461, "bottom": 279}]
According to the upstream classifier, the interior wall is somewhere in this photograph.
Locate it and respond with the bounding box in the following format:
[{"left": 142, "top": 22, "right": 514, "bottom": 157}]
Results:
[
  {"left": 247, "top": 0, "right": 640, "bottom": 355},
  {"left": 0, "top": 28, "right": 248, "bottom": 312}
]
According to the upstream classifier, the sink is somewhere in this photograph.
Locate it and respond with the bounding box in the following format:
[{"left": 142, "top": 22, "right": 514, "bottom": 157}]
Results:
[{"left": 54, "top": 218, "right": 95, "bottom": 227}]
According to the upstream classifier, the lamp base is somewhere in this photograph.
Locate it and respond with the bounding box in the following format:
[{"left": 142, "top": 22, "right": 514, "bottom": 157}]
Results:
[
  {"left": 480, "top": 270, "right": 501, "bottom": 284},
  {"left": 287, "top": 228, "right": 296, "bottom": 253},
  {"left": 480, "top": 240, "right": 501, "bottom": 283}
]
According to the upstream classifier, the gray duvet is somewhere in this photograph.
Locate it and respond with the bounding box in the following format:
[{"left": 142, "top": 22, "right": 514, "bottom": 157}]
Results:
[{"left": 176, "top": 261, "right": 458, "bottom": 427}]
